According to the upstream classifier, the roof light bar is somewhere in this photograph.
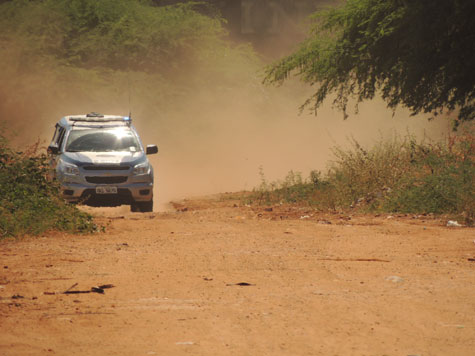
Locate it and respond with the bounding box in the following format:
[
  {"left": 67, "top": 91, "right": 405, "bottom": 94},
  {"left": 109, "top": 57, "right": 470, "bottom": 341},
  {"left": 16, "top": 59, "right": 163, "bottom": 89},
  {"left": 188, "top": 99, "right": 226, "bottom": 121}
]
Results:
[{"left": 69, "top": 116, "right": 132, "bottom": 123}]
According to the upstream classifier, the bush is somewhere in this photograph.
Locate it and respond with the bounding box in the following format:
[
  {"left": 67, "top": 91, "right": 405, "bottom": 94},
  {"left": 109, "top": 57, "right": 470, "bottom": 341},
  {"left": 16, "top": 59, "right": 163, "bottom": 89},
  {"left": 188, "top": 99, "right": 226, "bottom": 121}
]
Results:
[
  {"left": 383, "top": 134, "right": 474, "bottom": 218},
  {"left": 0, "top": 0, "right": 227, "bottom": 73},
  {"left": 0, "top": 135, "right": 96, "bottom": 238},
  {"left": 250, "top": 133, "right": 474, "bottom": 223}
]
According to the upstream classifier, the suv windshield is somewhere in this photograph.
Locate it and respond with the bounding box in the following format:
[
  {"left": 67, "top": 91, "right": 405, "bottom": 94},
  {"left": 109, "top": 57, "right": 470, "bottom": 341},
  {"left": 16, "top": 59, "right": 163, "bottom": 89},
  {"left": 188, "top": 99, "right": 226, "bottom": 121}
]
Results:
[{"left": 65, "top": 128, "right": 141, "bottom": 152}]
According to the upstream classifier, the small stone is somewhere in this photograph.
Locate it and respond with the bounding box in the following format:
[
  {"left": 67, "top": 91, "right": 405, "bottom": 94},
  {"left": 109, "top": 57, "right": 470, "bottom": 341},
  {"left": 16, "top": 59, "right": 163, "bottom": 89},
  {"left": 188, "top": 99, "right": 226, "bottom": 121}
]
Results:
[{"left": 385, "top": 276, "right": 404, "bottom": 283}]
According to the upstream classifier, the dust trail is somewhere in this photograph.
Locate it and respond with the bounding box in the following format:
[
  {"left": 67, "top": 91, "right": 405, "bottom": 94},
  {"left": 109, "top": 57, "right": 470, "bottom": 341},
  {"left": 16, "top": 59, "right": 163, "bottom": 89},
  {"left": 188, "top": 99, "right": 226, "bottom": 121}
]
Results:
[
  {"left": 140, "top": 93, "right": 448, "bottom": 211},
  {"left": 0, "top": 46, "right": 448, "bottom": 213}
]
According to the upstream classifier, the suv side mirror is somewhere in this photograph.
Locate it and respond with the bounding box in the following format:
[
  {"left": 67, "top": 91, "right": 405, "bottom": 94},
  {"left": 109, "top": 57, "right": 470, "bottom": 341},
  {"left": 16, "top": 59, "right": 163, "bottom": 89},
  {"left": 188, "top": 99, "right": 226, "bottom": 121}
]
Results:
[
  {"left": 47, "top": 144, "right": 59, "bottom": 155},
  {"left": 146, "top": 145, "right": 158, "bottom": 155}
]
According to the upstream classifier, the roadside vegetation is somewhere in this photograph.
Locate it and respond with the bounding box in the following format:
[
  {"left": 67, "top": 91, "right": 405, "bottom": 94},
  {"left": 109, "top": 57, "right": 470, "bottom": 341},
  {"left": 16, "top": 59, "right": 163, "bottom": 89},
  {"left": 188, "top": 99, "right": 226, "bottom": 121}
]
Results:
[
  {"left": 0, "top": 135, "right": 96, "bottom": 238},
  {"left": 251, "top": 133, "right": 474, "bottom": 225},
  {"left": 257, "top": 0, "right": 474, "bottom": 223}
]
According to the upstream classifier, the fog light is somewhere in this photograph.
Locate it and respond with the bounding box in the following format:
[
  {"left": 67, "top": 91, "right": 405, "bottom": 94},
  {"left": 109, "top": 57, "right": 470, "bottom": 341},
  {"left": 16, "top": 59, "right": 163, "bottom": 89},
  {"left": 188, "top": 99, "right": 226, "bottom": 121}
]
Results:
[
  {"left": 139, "top": 189, "right": 150, "bottom": 195},
  {"left": 63, "top": 190, "right": 74, "bottom": 196}
]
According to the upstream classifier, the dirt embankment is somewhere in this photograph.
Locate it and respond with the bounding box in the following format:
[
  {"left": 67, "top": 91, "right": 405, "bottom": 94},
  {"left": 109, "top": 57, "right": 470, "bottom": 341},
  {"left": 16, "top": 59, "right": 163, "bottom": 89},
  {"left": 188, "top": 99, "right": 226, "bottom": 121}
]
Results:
[{"left": 1, "top": 195, "right": 474, "bottom": 355}]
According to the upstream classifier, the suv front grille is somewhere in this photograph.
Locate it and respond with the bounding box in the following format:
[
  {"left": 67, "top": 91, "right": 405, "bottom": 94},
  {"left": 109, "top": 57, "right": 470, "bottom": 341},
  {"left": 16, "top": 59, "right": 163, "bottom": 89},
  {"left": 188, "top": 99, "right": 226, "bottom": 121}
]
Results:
[
  {"left": 83, "top": 165, "right": 130, "bottom": 171},
  {"left": 85, "top": 176, "right": 128, "bottom": 184}
]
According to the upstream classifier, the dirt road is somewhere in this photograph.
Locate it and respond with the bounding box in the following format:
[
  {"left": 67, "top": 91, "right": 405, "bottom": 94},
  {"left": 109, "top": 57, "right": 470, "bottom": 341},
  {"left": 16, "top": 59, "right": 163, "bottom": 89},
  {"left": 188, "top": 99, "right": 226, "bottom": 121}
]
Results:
[{"left": 1, "top": 195, "right": 474, "bottom": 355}]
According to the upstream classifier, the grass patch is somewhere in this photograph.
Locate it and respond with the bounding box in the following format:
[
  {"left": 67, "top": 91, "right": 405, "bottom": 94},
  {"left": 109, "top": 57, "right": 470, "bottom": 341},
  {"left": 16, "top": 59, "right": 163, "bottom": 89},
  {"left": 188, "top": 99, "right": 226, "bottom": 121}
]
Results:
[
  {"left": 249, "top": 133, "right": 474, "bottom": 224},
  {"left": 0, "top": 135, "right": 97, "bottom": 238}
]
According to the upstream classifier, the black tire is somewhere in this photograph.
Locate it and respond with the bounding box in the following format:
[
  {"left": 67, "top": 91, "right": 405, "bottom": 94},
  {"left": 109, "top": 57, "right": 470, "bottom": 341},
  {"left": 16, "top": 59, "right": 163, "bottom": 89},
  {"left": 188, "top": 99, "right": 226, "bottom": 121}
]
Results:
[{"left": 130, "top": 199, "right": 153, "bottom": 213}]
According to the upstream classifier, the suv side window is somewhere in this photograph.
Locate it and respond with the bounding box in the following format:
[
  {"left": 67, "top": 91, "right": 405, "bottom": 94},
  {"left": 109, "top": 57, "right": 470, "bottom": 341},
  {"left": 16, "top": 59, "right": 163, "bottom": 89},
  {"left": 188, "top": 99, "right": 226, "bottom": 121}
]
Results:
[
  {"left": 51, "top": 124, "right": 66, "bottom": 152},
  {"left": 57, "top": 127, "right": 66, "bottom": 151},
  {"left": 50, "top": 125, "right": 60, "bottom": 144}
]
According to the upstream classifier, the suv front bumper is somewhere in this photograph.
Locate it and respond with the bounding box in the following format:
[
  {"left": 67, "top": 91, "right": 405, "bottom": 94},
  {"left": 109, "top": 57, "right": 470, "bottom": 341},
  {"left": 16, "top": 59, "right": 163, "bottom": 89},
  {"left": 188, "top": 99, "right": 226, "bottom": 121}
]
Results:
[{"left": 61, "top": 181, "right": 153, "bottom": 205}]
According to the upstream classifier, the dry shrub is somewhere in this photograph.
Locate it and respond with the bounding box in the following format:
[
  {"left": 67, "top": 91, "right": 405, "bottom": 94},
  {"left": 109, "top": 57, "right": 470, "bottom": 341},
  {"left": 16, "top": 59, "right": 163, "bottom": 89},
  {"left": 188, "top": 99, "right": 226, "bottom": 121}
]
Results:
[
  {"left": 250, "top": 131, "right": 474, "bottom": 223},
  {"left": 0, "top": 134, "right": 96, "bottom": 238}
]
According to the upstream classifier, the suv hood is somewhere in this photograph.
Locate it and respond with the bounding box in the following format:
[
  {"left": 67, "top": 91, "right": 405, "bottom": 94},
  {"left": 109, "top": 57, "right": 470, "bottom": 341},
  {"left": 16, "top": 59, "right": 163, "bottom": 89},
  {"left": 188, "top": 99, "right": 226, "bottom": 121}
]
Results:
[{"left": 61, "top": 151, "right": 146, "bottom": 166}]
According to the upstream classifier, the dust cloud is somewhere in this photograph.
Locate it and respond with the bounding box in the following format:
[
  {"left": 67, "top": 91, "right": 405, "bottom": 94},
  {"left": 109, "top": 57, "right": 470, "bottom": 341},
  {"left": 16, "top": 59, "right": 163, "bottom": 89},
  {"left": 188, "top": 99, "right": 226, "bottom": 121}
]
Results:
[
  {"left": 104, "top": 78, "right": 448, "bottom": 210},
  {"left": 142, "top": 90, "right": 448, "bottom": 210},
  {"left": 0, "top": 44, "right": 449, "bottom": 212}
]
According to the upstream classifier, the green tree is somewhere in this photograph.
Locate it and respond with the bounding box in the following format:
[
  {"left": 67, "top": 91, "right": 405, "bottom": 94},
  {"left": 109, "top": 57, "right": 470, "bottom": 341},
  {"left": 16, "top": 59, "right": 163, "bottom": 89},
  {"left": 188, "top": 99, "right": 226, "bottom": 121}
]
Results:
[
  {"left": 265, "top": 0, "right": 475, "bottom": 125},
  {"left": 0, "top": 0, "right": 226, "bottom": 73}
]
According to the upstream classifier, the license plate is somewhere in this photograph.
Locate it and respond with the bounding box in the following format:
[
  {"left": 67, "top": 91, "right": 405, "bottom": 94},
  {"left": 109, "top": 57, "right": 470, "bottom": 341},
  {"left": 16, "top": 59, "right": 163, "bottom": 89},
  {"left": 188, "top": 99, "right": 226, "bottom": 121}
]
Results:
[{"left": 96, "top": 186, "right": 118, "bottom": 194}]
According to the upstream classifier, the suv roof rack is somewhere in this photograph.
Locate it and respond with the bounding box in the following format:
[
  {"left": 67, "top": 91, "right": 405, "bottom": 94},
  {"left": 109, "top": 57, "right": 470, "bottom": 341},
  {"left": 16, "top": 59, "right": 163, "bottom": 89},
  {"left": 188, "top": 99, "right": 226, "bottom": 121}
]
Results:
[{"left": 68, "top": 114, "right": 132, "bottom": 124}]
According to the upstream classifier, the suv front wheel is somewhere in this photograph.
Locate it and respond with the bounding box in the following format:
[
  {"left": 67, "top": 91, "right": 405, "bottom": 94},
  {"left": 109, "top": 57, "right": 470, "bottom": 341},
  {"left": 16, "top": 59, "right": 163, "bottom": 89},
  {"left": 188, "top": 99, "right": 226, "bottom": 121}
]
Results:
[{"left": 131, "top": 200, "right": 153, "bottom": 213}]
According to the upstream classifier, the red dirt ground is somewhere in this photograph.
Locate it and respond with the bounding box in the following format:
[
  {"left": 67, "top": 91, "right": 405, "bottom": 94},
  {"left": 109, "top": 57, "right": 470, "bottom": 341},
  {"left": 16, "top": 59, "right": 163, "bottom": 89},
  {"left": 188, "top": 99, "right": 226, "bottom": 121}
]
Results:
[{"left": 1, "top": 194, "right": 474, "bottom": 355}]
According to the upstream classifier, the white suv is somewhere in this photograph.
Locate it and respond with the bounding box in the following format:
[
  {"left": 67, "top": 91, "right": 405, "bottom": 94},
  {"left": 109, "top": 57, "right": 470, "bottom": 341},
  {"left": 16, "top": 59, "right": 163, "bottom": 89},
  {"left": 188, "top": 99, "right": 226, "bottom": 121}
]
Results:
[{"left": 47, "top": 113, "right": 157, "bottom": 212}]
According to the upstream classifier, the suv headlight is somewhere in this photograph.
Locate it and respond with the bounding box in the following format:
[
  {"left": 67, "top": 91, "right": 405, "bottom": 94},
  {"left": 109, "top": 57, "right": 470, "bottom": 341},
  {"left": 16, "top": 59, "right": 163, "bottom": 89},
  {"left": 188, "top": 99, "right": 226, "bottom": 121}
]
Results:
[
  {"left": 59, "top": 161, "right": 80, "bottom": 176},
  {"left": 133, "top": 161, "right": 150, "bottom": 175}
]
